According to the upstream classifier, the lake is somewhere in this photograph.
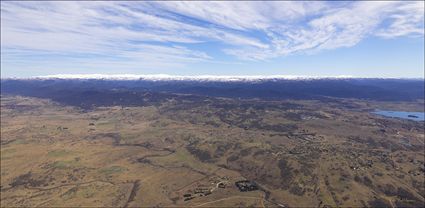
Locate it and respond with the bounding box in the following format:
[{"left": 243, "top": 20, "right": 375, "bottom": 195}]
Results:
[{"left": 373, "top": 110, "right": 425, "bottom": 121}]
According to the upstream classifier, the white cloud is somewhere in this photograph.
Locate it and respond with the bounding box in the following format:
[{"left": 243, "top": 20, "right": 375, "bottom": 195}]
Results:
[
  {"left": 1, "top": 0, "right": 423, "bottom": 71},
  {"left": 374, "top": 1, "right": 425, "bottom": 38},
  {"left": 216, "top": 1, "right": 424, "bottom": 60}
]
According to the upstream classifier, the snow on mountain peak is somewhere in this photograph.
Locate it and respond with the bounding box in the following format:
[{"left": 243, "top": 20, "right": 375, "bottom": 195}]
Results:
[{"left": 33, "top": 74, "right": 355, "bottom": 82}]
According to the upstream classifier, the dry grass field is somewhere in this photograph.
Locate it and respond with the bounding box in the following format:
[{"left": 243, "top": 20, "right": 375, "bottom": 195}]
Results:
[{"left": 1, "top": 95, "right": 424, "bottom": 207}]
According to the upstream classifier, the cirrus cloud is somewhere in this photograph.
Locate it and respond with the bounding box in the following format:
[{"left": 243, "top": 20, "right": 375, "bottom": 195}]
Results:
[{"left": 1, "top": 1, "right": 423, "bottom": 74}]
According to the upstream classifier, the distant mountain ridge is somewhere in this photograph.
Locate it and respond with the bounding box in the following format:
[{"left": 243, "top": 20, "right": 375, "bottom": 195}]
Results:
[
  {"left": 2, "top": 77, "right": 424, "bottom": 106},
  {"left": 5, "top": 74, "right": 423, "bottom": 82}
]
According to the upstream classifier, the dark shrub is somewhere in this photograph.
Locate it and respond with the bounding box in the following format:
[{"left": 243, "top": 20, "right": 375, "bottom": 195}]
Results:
[{"left": 368, "top": 198, "right": 392, "bottom": 207}]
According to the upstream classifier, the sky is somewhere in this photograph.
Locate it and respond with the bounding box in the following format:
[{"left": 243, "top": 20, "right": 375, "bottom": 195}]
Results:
[{"left": 1, "top": 1, "right": 424, "bottom": 78}]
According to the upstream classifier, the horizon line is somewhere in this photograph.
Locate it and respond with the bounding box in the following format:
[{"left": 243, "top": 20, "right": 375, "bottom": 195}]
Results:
[{"left": 1, "top": 74, "right": 424, "bottom": 80}]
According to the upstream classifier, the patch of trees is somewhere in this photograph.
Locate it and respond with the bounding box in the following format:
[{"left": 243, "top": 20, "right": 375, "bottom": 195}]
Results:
[
  {"left": 362, "top": 176, "right": 374, "bottom": 188},
  {"left": 379, "top": 184, "right": 397, "bottom": 196},
  {"left": 240, "top": 148, "right": 253, "bottom": 157},
  {"left": 278, "top": 158, "right": 294, "bottom": 189},
  {"left": 368, "top": 198, "right": 392, "bottom": 207},
  {"left": 394, "top": 187, "right": 424, "bottom": 208},
  {"left": 339, "top": 172, "right": 351, "bottom": 182},
  {"left": 186, "top": 145, "right": 211, "bottom": 162},
  {"left": 10, "top": 172, "right": 49, "bottom": 188},
  {"left": 214, "top": 143, "right": 231, "bottom": 158},
  {"left": 253, "top": 149, "right": 266, "bottom": 157},
  {"left": 396, "top": 187, "right": 421, "bottom": 202},
  {"left": 411, "top": 180, "right": 425, "bottom": 196},
  {"left": 289, "top": 184, "right": 305, "bottom": 196},
  {"left": 354, "top": 175, "right": 374, "bottom": 188},
  {"left": 226, "top": 154, "right": 239, "bottom": 162},
  {"left": 395, "top": 199, "right": 424, "bottom": 208}
]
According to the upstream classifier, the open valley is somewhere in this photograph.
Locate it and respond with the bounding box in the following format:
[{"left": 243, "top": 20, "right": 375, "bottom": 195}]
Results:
[{"left": 1, "top": 91, "right": 424, "bottom": 207}]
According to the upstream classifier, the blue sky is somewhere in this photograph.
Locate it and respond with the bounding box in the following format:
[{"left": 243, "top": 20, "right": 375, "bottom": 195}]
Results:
[{"left": 1, "top": 1, "right": 424, "bottom": 78}]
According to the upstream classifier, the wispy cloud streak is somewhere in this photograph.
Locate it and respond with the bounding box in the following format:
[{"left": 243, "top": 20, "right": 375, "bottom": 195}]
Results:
[{"left": 1, "top": 1, "right": 423, "bottom": 74}]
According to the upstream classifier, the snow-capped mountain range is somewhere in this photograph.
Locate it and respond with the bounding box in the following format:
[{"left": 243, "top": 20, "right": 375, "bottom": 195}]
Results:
[
  {"left": 2, "top": 74, "right": 423, "bottom": 102},
  {"left": 2, "top": 74, "right": 421, "bottom": 82},
  {"left": 31, "top": 74, "right": 355, "bottom": 82}
]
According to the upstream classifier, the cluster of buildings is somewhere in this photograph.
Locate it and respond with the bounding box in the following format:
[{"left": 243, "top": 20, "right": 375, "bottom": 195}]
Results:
[{"left": 182, "top": 177, "right": 259, "bottom": 201}]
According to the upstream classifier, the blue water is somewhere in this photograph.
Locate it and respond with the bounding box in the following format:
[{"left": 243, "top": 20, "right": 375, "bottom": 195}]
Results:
[{"left": 373, "top": 110, "right": 425, "bottom": 121}]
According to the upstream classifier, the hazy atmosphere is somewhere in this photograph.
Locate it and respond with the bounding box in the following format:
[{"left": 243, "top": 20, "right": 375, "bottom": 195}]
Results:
[{"left": 1, "top": 1, "right": 424, "bottom": 78}]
